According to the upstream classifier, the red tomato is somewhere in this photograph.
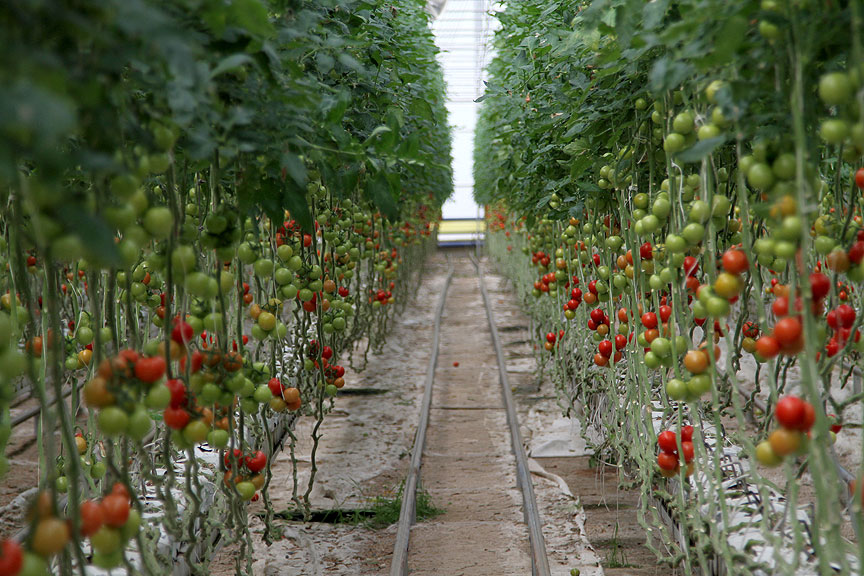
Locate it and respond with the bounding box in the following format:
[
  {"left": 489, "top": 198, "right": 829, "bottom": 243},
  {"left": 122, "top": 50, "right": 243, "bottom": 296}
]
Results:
[
  {"left": 742, "top": 321, "right": 760, "bottom": 338},
  {"left": 639, "top": 242, "right": 653, "bottom": 260},
  {"left": 657, "top": 452, "right": 679, "bottom": 471},
  {"left": 80, "top": 500, "right": 104, "bottom": 537},
  {"left": 657, "top": 431, "right": 678, "bottom": 454},
  {"left": 134, "top": 356, "right": 166, "bottom": 384},
  {"left": 165, "top": 378, "right": 187, "bottom": 408},
  {"left": 773, "top": 317, "right": 802, "bottom": 348},
  {"left": 772, "top": 297, "right": 789, "bottom": 317},
  {"left": 0, "top": 539, "right": 23, "bottom": 575},
  {"left": 848, "top": 242, "right": 864, "bottom": 265},
  {"left": 171, "top": 320, "right": 194, "bottom": 345},
  {"left": 809, "top": 272, "right": 831, "bottom": 300},
  {"left": 755, "top": 335, "right": 781, "bottom": 358},
  {"left": 679, "top": 441, "right": 695, "bottom": 463},
  {"left": 680, "top": 425, "right": 694, "bottom": 443},
  {"left": 101, "top": 494, "right": 130, "bottom": 528},
  {"left": 856, "top": 167, "right": 864, "bottom": 190},
  {"left": 721, "top": 249, "right": 749, "bottom": 275},
  {"left": 775, "top": 396, "right": 806, "bottom": 430},
  {"left": 163, "top": 406, "right": 190, "bottom": 430},
  {"left": 598, "top": 340, "right": 613, "bottom": 358},
  {"left": 641, "top": 312, "right": 658, "bottom": 329},
  {"left": 683, "top": 256, "right": 699, "bottom": 277},
  {"left": 801, "top": 402, "right": 816, "bottom": 432},
  {"left": 267, "top": 377, "right": 283, "bottom": 397},
  {"left": 245, "top": 451, "right": 267, "bottom": 473},
  {"left": 836, "top": 304, "right": 856, "bottom": 328},
  {"left": 658, "top": 305, "right": 672, "bottom": 323},
  {"left": 614, "top": 334, "right": 627, "bottom": 350}
]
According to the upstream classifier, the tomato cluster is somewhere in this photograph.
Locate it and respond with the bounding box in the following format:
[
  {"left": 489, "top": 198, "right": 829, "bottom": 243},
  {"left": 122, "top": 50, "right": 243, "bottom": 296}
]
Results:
[{"left": 656, "top": 425, "right": 696, "bottom": 478}]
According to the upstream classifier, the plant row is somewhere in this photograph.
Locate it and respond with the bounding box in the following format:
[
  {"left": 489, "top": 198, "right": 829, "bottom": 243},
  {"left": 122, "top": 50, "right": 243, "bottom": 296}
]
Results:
[
  {"left": 0, "top": 1, "right": 451, "bottom": 574},
  {"left": 477, "top": 0, "right": 862, "bottom": 574}
]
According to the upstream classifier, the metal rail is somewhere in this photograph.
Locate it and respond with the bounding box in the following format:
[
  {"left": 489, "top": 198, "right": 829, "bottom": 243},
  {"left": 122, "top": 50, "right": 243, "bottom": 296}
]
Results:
[
  {"left": 471, "top": 253, "right": 551, "bottom": 576},
  {"left": 389, "top": 255, "right": 453, "bottom": 576}
]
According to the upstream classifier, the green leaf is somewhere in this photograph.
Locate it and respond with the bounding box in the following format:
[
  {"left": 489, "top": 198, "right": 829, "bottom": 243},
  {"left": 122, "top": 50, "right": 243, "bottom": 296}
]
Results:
[
  {"left": 649, "top": 57, "right": 692, "bottom": 94},
  {"left": 281, "top": 153, "right": 308, "bottom": 189},
  {"left": 675, "top": 136, "right": 728, "bottom": 163},
  {"left": 227, "top": 0, "right": 274, "bottom": 38},
  {"left": 64, "top": 206, "right": 122, "bottom": 267},
  {"left": 210, "top": 54, "right": 256, "bottom": 78},
  {"left": 367, "top": 171, "right": 399, "bottom": 221},
  {"left": 283, "top": 183, "right": 313, "bottom": 233}
]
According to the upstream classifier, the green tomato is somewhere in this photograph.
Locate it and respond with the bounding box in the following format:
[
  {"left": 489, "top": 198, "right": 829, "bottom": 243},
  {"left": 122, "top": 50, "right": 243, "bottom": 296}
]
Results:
[
  {"left": 91, "top": 526, "right": 123, "bottom": 555},
  {"left": 747, "top": 163, "right": 775, "bottom": 190},
  {"left": 90, "top": 460, "right": 107, "bottom": 480},
  {"left": 820, "top": 119, "right": 849, "bottom": 144},
  {"left": 687, "top": 374, "right": 713, "bottom": 399},
  {"left": 127, "top": 407, "right": 153, "bottom": 442},
  {"left": 76, "top": 326, "right": 94, "bottom": 345},
  {"left": 672, "top": 111, "right": 694, "bottom": 135},
  {"left": 55, "top": 476, "right": 69, "bottom": 493},
  {"left": 666, "top": 379, "right": 688, "bottom": 401},
  {"left": 254, "top": 385, "right": 273, "bottom": 404},
  {"left": 663, "top": 133, "right": 686, "bottom": 153},
  {"left": 665, "top": 234, "right": 687, "bottom": 254},
  {"left": 277, "top": 244, "right": 294, "bottom": 262},
  {"left": 145, "top": 384, "right": 171, "bottom": 410},
  {"left": 183, "top": 420, "right": 210, "bottom": 445},
  {"left": 122, "top": 509, "right": 142, "bottom": 540},
  {"left": 325, "top": 384, "right": 338, "bottom": 397},
  {"left": 818, "top": 72, "right": 852, "bottom": 106},
  {"left": 236, "top": 481, "right": 256, "bottom": 501},
  {"left": 98, "top": 406, "right": 129, "bottom": 437},
  {"left": 237, "top": 243, "right": 257, "bottom": 265},
  {"left": 207, "top": 429, "right": 229, "bottom": 449},
  {"left": 19, "top": 553, "right": 51, "bottom": 576},
  {"left": 644, "top": 351, "right": 661, "bottom": 369},
  {"left": 650, "top": 338, "right": 672, "bottom": 358},
  {"left": 142, "top": 207, "right": 174, "bottom": 239},
  {"left": 681, "top": 223, "right": 706, "bottom": 245}
]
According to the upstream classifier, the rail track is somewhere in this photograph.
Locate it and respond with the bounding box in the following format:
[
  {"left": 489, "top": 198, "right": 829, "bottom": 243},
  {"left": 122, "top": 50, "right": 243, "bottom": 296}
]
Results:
[{"left": 390, "top": 251, "right": 551, "bottom": 576}]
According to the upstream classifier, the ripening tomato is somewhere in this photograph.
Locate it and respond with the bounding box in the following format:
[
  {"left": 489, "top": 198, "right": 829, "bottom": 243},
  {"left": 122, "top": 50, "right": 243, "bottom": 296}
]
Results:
[
  {"left": 769, "top": 428, "right": 802, "bottom": 456},
  {"left": 683, "top": 350, "right": 709, "bottom": 374},
  {"left": 32, "top": 517, "right": 70, "bottom": 557}
]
